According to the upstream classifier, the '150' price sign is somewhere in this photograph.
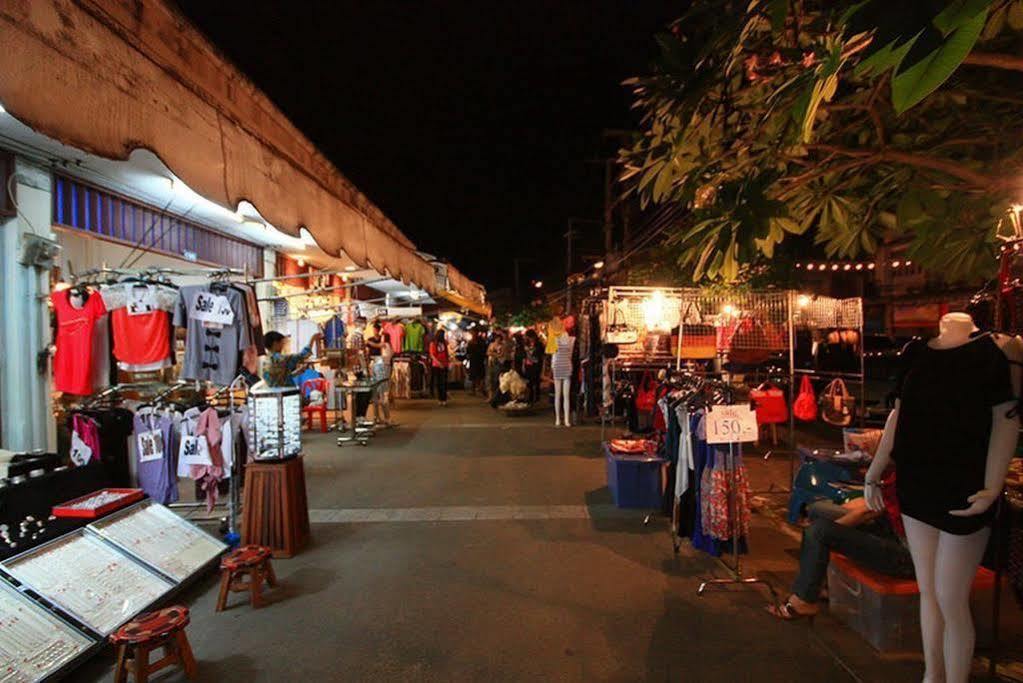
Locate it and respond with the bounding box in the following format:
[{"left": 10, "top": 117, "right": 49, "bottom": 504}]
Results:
[{"left": 705, "top": 404, "right": 759, "bottom": 445}]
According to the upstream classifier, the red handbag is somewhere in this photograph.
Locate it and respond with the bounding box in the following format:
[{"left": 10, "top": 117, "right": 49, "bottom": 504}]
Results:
[
  {"left": 750, "top": 383, "right": 788, "bottom": 425},
  {"left": 635, "top": 372, "right": 657, "bottom": 414},
  {"left": 793, "top": 376, "right": 818, "bottom": 422}
]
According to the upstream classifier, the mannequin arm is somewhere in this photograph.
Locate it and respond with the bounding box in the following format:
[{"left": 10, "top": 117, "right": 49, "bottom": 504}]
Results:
[
  {"left": 949, "top": 400, "right": 1019, "bottom": 516},
  {"left": 863, "top": 401, "right": 899, "bottom": 511}
]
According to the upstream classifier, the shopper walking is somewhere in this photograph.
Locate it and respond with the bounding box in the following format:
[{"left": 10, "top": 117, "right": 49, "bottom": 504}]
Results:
[{"left": 429, "top": 328, "right": 450, "bottom": 406}]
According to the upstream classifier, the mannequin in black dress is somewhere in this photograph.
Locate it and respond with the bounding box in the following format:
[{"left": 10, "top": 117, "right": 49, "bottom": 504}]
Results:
[{"left": 865, "top": 312, "right": 1021, "bottom": 683}]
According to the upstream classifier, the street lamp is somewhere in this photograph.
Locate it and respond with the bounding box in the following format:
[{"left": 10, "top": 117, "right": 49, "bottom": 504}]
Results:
[
  {"left": 593, "top": 260, "right": 604, "bottom": 270},
  {"left": 533, "top": 280, "right": 543, "bottom": 289}
]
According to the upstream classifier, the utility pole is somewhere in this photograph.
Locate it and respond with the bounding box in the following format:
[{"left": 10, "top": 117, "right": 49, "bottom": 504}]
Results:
[
  {"left": 603, "top": 158, "right": 614, "bottom": 264},
  {"left": 512, "top": 256, "right": 536, "bottom": 304},
  {"left": 565, "top": 218, "right": 601, "bottom": 315}
]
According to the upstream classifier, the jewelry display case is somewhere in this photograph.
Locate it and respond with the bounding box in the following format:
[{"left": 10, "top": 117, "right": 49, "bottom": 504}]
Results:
[
  {"left": 0, "top": 578, "right": 95, "bottom": 682},
  {"left": 1, "top": 530, "right": 174, "bottom": 636},
  {"left": 248, "top": 383, "right": 302, "bottom": 461},
  {"left": 89, "top": 500, "right": 226, "bottom": 583}
]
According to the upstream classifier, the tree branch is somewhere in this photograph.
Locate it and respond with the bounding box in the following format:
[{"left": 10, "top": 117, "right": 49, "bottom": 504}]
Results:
[
  {"left": 963, "top": 52, "right": 1023, "bottom": 72},
  {"left": 804, "top": 144, "right": 1007, "bottom": 190}
]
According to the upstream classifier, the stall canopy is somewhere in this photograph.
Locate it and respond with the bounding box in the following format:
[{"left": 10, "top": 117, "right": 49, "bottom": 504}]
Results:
[{"left": 0, "top": 0, "right": 489, "bottom": 316}]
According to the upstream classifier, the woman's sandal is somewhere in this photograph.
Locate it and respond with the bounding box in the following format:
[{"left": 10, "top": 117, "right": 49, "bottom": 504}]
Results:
[{"left": 766, "top": 601, "right": 817, "bottom": 622}]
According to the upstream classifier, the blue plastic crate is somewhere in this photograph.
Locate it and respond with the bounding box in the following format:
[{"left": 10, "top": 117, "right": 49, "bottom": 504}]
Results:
[{"left": 604, "top": 443, "right": 665, "bottom": 509}]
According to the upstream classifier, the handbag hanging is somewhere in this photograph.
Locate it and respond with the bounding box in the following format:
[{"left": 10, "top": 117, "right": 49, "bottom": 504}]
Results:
[
  {"left": 750, "top": 383, "right": 788, "bottom": 425},
  {"left": 605, "top": 303, "right": 639, "bottom": 345},
  {"left": 819, "top": 378, "right": 854, "bottom": 427},
  {"left": 680, "top": 301, "right": 717, "bottom": 359},
  {"left": 634, "top": 372, "right": 657, "bottom": 414},
  {"left": 793, "top": 375, "right": 818, "bottom": 422}
]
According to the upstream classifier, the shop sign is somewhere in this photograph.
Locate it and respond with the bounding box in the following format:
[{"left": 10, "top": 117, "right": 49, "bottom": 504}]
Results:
[
  {"left": 387, "top": 306, "right": 422, "bottom": 317},
  {"left": 705, "top": 404, "right": 759, "bottom": 444}
]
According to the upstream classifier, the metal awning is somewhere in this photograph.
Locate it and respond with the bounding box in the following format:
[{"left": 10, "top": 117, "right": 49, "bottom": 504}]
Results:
[{"left": 0, "top": 0, "right": 489, "bottom": 315}]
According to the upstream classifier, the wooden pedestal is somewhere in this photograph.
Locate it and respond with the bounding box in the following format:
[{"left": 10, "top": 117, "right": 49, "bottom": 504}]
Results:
[{"left": 242, "top": 457, "right": 310, "bottom": 558}]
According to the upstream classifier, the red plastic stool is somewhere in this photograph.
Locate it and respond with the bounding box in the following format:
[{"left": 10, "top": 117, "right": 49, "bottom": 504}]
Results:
[
  {"left": 110, "top": 605, "right": 196, "bottom": 683},
  {"left": 216, "top": 544, "right": 277, "bottom": 611}
]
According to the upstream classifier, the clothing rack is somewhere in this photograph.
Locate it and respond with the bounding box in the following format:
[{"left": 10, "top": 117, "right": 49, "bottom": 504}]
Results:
[
  {"left": 662, "top": 373, "right": 776, "bottom": 603},
  {"left": 696, "top": 440, "right": 777, "bottom": 605},
  {"left": 167, "top": 375, "right": 248, "bottom": 540}
]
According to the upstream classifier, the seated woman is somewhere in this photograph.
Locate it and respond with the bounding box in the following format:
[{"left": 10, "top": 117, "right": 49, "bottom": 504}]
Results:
[{"left": 769, "top": 474, "right": 914, "bottom": 620}]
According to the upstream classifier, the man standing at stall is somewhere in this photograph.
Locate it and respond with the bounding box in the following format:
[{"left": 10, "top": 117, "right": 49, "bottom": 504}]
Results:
[{"left": 263, "top": 330, "right": 322, "bottom": 387}]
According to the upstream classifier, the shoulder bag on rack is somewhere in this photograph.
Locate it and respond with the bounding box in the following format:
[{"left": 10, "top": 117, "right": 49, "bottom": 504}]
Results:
[
  {"left": 605, "top": 304, "right": 639, "bottom": 345},
  {"left": 679, "top": 301, "right": 717, "bottom": 360},
  {"left": 634, "top": 372, "right": 657, "bottom": 414},
  {"left": 819, "top": 378, "right": 854, "bottom": 427},
  {"left": 793, "top": 375, "right": 818, "bottom": 422},
  {"left": 749, "top": 382, "right": 788, "bottom": 425}
]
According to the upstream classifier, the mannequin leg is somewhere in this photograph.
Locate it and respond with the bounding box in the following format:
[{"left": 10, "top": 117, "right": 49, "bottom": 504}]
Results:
[
  {"left": 554, "top": 379, "right": 563, "bottom": 425},
  {"left": 935, "top": 526, "right": 990, "bottom": 683},
  {"left": 561, "top": 379, "right": 571, "bottom": 427},
  {"left": 902, "top": 516, "right": 945, "bottom": 683}
]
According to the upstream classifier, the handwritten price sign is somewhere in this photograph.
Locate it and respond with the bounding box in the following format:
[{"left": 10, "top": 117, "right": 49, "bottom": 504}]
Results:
[
  {"left": 189, "top": 292, "right": 234, "bottom": 326},
  {"left": 705, "top": 404, "right": 759, "bottom": 445}
]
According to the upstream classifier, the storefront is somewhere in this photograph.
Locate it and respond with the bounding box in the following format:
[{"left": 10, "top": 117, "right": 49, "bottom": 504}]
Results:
[{"left": 0, "top": 1, "right": 490, "bottom": 676}]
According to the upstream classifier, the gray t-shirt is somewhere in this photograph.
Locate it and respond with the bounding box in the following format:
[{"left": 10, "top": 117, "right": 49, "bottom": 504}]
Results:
[{"left": 173, "top": 285, "right": 251, "bottom": 385}]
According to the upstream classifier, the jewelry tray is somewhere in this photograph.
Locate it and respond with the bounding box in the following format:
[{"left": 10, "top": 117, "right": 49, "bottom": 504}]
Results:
[
  {"left": 89, "top": 499, "right": 227, "bottom": 583},
  {"left": 0, "top": 577, "right": 96, "bottom": 682},
  {"left": 0, "top": 529, "right": 174, "bottom": 636}
]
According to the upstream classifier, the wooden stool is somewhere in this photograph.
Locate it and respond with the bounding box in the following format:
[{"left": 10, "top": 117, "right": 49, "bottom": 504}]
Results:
[
  {"left": 110, "top": 605, "right": 196, "bottom": 683},
  {"left": 216, "top": 544, "right": 277, "bottom": 612},
  {"left": 242, "top": 457, "right": 310, "bottom": 557}
]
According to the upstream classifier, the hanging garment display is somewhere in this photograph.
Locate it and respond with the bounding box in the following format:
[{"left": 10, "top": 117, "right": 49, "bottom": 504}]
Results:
[
  {"left": 68, "top": 408, "right": 134, "bottom": 486},
  {"left": 91, "top": 313, "right": 113, "bottom": 390},
  {"left": 382, "top": 320, "right": 405, "bottom": 354},
  {"left": 52, "top": 287, "right": 107, "bottom": 395},
  {"left": 69, "top": 413, "right": 100, "bottom": 467},
  {"left": 323, "top": 314, "right": 347, "bottom": 349},
  {"left": 101, "top": 282, "right": 179, "bottom": 371},
  {"left": 133, "top": 408, "right": 178, "bottom": 505},
  {"left": 174, "top": 284, "right": 252, "bottom": 385},
  {"left": 403, "top": 320, "right": 427, "bottom": 352}
]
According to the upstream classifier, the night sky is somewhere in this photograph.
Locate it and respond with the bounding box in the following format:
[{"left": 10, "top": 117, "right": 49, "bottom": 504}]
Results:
[{"left": 174, "top": 1, "right": 680, "bottom": 292}]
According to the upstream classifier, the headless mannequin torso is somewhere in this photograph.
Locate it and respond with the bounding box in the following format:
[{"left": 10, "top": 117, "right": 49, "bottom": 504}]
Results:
[{"left": 865, "top": 312, "right": 1020, "bottom": 682}]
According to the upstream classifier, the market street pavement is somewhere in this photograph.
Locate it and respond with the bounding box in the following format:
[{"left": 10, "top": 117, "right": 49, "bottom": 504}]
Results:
[{"left": 77, "top": 393, "right": 935, "bottom": 682}]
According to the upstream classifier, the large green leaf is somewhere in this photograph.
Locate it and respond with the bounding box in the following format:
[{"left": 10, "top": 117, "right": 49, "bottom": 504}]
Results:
[
  {"left": 891, "top": 9, "right": 987, "bottom": 114},
  {"left": 934, "top": 0, "right": 995, "bottom": 35},
  {"left": 854, "top": 32, "right": 920, "bottom": 77}
]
